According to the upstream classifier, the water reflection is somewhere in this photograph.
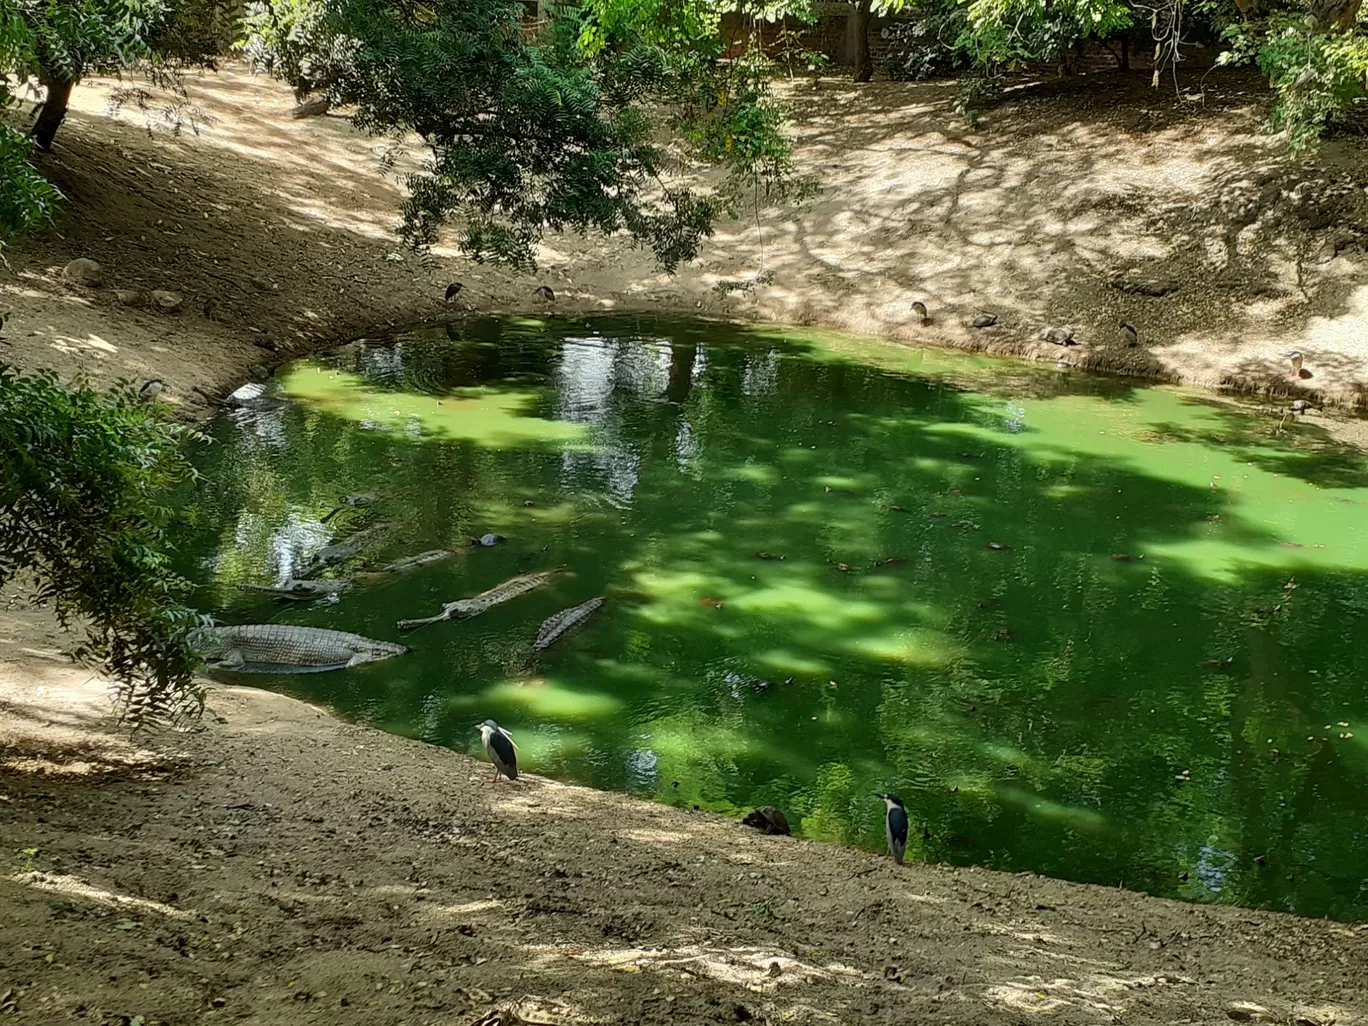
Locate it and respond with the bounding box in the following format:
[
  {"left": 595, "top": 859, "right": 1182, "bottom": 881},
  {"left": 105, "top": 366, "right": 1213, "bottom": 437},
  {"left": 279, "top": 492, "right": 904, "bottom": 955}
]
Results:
[{"left": 173, "top": 316, "right": 1368, "bottom": 922}]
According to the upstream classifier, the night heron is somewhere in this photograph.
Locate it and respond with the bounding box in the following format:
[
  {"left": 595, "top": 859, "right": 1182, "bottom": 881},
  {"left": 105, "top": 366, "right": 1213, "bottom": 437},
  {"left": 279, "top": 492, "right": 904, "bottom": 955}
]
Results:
[
  {"left": 911, "top": 301, "right": 930, "bottom": 326},
  {"left": 479, "top": 719, "right": 518, "bottom": 782},
  {"left": 138, "top": 378, "right": 166, "bottom": 401},
  {"left": 875, "top": 792, "right": 908, "bottom": 865},
  {"left": 534, "top": 285, "right": 556, "bottom": 302},
  {"left": 445, "top": 282, "right": 463, "bottom": 302},
  {"left": 1119, "top": 321, "right": 1139, "bottom": 346},
  {"left": 1288, "top": 350, "right": 1305, "bottom": 377}
]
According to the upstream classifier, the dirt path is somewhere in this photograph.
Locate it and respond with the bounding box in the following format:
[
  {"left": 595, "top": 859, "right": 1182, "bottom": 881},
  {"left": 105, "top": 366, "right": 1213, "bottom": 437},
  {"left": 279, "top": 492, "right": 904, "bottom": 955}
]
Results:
[
  {"left": 2, "top": 673, "right": 1364, "bottom": 1026},
  {"left": 3, "top": 62, "right": 1368, "bottom": 1026}
]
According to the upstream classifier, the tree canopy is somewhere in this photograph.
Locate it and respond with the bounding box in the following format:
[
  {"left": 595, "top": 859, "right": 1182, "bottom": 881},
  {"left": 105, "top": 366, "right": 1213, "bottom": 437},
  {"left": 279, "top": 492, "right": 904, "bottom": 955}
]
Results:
[{"left": 240, "top": 0, "right": 813, "bottom": 270}]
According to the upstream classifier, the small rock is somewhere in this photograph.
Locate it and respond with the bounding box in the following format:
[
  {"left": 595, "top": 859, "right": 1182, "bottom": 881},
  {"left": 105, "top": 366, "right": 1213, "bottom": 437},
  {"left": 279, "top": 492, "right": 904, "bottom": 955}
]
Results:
[
  {"left": 63, "top": 257, "right": 104, "bottom": 287},
  {"left": 115, "top": 288, "right": 147, "bottom": 307},
  {"left": 1228, "top": 1002, "right": 1276, "bottom": 1022},
  {"left": 150, "top": 289, "right": 184, "bottom": 313}
]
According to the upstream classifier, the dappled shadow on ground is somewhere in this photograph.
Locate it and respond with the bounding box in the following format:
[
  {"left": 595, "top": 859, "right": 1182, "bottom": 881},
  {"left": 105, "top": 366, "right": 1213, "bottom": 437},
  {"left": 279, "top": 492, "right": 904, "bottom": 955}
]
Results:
[
  {"left": 644, "top": 69, "right": 1368, "bottom": 405},
  {"left": 0, "top": 697, "right": 1363, "bottom": 1026}
]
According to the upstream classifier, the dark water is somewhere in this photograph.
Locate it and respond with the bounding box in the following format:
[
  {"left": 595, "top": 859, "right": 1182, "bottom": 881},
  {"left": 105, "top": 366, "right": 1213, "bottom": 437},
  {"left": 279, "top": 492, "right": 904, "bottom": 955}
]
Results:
[{"left": 175, "top": 316, "right": 1368, "bottom": 920}]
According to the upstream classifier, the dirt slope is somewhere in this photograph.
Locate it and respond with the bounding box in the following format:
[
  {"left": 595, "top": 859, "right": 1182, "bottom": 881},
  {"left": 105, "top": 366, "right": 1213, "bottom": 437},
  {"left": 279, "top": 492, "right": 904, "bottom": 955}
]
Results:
[
  {"left": 2, "top": 674, "right": 1364, "bottom": 1026},
  {"left": 1, "top": 64, "right": 1366, "bottom": 409}
]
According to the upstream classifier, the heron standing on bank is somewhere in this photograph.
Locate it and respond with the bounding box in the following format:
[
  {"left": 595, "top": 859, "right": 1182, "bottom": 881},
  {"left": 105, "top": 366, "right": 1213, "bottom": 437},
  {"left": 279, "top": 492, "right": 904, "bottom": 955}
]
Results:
[
  {"left": 875, "top": 792, "right": 908, "bottom": 865},
  {"left": 479, "top": 719, "right": 518, "bottom": 782}
]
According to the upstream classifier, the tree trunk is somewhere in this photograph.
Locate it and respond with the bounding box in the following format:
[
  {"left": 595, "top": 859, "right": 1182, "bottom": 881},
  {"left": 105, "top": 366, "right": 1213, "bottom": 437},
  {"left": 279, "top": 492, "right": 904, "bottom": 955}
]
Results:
[
  {"left": 32, "top": 75, "right": 75, "bottom": 152},
  {"left": 853, "top": 0, "right": 874, "bottom": 83}
]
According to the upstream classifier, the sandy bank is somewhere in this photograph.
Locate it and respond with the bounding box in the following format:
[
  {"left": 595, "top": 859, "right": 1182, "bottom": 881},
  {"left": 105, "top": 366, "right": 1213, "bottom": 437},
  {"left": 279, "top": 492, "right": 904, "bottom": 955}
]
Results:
[{"left": 2, "top": 668, "right": 1365, "bottom": 1026}]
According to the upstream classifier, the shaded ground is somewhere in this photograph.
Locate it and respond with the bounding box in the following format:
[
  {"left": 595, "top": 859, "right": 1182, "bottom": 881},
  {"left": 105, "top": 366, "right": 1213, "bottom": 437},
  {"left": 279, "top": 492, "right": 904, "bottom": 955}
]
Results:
[{"left": 1, "top": 674, "right": 1364, "bottom": 1026}]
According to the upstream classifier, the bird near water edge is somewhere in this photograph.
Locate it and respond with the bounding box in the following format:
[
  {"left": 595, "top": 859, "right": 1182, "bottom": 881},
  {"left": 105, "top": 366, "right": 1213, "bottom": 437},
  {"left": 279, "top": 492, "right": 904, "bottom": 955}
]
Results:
[
  {"left": 479, "top": 720, "right": 518, "bottom": 782},
  {"left": 875, "top": 792, "right": 909, "bottom": 865}
]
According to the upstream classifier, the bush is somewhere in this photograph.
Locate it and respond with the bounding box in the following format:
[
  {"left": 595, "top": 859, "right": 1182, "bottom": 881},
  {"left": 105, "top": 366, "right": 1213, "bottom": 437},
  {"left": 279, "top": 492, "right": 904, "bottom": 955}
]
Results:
[
  {"left": 0, "top": 366, "right": 209, "bottom": 729},
  {"left": 1256, "top": 21, "right": 1368, "bottom": 150},
  {"left": 880, "top": 7, "right": 973, "bottom": 81}
]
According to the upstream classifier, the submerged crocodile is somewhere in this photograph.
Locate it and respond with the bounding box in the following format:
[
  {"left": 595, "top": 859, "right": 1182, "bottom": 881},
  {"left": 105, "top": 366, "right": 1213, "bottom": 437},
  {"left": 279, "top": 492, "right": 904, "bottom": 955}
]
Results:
[
  {"left": 376, "top": 549, "right": 454, "bottom": 575},
  {"left": 235, "top": 579, "right": 348, "bottom": 602},
  {"left": 321, "top": 491, "right": 378, "bottom": 524},
  {"left": 396, "top": 568, "right": 563, "bottom": 631},
  {"left": 534, "top": 596, "right": 604, "bottom": 651},
  {"left": 198, "top": 624, "right": 409, "bottom": 673},
  {"left": 302, "top": 521, "right": 394, "bottom": 575}
]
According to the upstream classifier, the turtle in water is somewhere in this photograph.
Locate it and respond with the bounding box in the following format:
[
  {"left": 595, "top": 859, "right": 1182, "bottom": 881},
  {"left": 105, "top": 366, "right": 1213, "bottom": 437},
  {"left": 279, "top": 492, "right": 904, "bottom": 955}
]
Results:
[{"left": 470, "top": 533, "right": 507, "bottom": 547}]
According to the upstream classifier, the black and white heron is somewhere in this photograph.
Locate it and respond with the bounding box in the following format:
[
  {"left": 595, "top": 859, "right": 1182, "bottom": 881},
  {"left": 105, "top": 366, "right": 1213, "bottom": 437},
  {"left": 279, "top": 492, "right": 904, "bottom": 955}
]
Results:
[
  {"left": 534, "top": 285, "right": 556, "bottom": 303},
  {"left": 478, "top": 719, "right": 518, "bottom": 782},
  {"left": 874, "top": 792, "right": 908, "bottom": 865},
  {"left": 1119, "top": 321, "right": 1139, "bottom": 346},
  {"left": 1288, "top": 350, "right": 1305, "bottom": 377},
  {"left": 911, "top": 300, "right": 930, "bottom": 326},
  {"left": 444, "top": 282, "right": 463, "bottom": 302},
  {"left": 138, "top": 378, "right": 166, "bottom": 401}
]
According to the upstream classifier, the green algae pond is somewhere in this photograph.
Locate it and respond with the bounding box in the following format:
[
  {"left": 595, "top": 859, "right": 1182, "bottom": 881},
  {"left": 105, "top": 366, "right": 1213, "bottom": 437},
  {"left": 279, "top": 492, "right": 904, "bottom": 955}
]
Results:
[{"left": 176, "top": 316, "right": 1368, "bottom": 920}]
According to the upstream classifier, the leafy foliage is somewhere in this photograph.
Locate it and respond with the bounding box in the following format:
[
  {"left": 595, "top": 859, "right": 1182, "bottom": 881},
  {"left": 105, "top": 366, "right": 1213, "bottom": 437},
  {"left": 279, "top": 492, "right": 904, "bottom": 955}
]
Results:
[
  {"left": 14, "top": 0, "right": 164, "bottom": 85},
  {"left": 0, "top": 366, "right": 209, "bottom": 729},
  {"left": 880, "top": 0, "right": 973, "bottom": 81},
  {"left": 1250, "top": 17, "right": 1368, "bottom": 149},
  {"left": 241, "top": 0, "right": 813, "bottom": 270},
  {"left": 0, "top": 125, "right": 61, "bottom": 240}
]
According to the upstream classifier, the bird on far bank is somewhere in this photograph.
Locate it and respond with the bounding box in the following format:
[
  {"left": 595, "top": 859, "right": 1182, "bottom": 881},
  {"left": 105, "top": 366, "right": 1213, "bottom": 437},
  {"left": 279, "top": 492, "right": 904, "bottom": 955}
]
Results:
[
  {"left": 1288, "top": 350, "right": 1305, "bottom": 378},
  {"left": 911, "top": 301, "right": 930, "bottom": 326},
  {"left": 479, "top": 719, "right": 518, "bottom": 782},
  {"left": 138, "top": 378, "right": 166, "bottom": 401},
  {"left": 534, "top": 285, "right": 556, "bottom": 303},
  {"left": 875, "top": 792, "right": 908, "bottom": 865},
  {"left": 444, "top": 282, "right": 463, "bottom": 302},
  {"left": 1119, "top": 321, "right": 1139, "bottom": 346}
]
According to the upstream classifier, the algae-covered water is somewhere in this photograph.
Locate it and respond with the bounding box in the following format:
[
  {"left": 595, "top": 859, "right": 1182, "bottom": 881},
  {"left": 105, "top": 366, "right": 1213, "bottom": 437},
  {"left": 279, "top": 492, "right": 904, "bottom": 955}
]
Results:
[{"left": 176, "top": 317, "right": 1368, "bottom": 920}]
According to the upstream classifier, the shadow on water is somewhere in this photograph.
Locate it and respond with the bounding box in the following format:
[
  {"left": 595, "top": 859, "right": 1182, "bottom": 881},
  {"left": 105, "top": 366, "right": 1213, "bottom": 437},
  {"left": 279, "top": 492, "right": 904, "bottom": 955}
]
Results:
[{"left": 173, "top": 315, "right": 1368, "bottom": 921}]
